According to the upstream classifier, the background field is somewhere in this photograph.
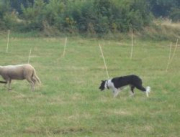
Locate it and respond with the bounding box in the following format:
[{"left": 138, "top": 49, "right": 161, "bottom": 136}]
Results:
[{"left": 0, "top": 33, "right": 180, "bottom": 137}]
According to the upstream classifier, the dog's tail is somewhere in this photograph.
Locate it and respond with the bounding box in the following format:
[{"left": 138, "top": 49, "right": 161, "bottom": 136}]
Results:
[{"left": 146, "top": 86, "right": 151, "bottom": 97}]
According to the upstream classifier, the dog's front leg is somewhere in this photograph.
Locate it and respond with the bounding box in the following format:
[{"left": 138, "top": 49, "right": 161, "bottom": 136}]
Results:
[{"left": 113, "top": 88, "right": 121, "bottom": 97}]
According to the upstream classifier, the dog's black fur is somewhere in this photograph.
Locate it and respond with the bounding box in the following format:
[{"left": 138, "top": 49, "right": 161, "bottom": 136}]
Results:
[{"left": 99, "top": 75, "right": 149, "bottom": 97}]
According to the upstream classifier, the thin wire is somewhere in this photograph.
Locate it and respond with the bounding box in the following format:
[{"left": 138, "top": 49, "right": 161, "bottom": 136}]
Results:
[{"left": 99, "top": 44, "right": 110, "bottom": 79}]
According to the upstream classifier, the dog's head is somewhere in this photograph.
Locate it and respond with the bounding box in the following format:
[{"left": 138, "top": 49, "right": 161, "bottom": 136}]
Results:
[{"left": 99, "top": 80, "right": 106, "bottom": 91}]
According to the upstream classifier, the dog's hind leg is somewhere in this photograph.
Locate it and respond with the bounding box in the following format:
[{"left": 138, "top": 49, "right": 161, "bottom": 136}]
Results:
[
  {"left": 135, "top": 84, "right": 151, "bottom": 97},
  {"left": 130, "top": 85, "right": 135, "bottom": 96}
]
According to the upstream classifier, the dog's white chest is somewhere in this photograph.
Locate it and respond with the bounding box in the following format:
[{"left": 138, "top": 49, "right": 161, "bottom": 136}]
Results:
[{"left": 106, "top": 80, "right": 114, "bottom": 89}]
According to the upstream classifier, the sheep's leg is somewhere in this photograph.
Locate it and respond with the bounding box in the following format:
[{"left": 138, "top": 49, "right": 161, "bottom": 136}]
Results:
[
  {"left": 3, "top": 78, "right": 12, "bottom": 91},
  {"left": 30, "top": 81, "right": 35, "bottom": 91},
  {"left": 7, "top": 79, "right": 12, "bottom": 91},
  {"left": 26, "top": 78, "right": 35, "bottom": 91},
  {"left": 32, "top": 77, "right": 37, "bottom": 85},
  {"left": 31, "top": 77, "right": 37, "bottom": 90}
]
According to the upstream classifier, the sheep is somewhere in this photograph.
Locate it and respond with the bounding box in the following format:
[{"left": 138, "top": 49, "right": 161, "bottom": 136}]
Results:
[{"left": 0, "top": 64, "right": 41, "bottom": 91}]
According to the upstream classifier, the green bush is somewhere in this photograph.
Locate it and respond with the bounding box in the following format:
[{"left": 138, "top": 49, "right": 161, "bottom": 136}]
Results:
[
  {"left": 170, "top": 8, "right": 180, "bottom": 22},
  {"left": 148, "top": 0, "right": 180, "bottom": 21},
  {"left": 0, "top": 1, "right": 11, "bottom": 30},
  {"left": 1, "top": 0, "right": 153, "bottom": 34}
]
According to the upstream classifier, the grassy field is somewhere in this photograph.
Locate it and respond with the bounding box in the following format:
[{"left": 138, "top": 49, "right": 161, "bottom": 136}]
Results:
[{"left": 0, "top": 33, "right": 180, "bottom": 137}]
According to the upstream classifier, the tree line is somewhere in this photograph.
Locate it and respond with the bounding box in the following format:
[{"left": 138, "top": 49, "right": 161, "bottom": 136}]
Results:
[{"left": 0, "top": 0, "right": 179, "bottom": 34}]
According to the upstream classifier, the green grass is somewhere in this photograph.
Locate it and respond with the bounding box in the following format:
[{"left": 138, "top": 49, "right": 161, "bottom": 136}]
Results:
[{"left": 0, "top": 33, "right": 180, "bottom": 137}]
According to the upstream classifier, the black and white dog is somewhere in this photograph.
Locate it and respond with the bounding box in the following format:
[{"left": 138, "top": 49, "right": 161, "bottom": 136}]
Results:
[{"left": 99, "top": 75, "right": 150, "bottom": 97}]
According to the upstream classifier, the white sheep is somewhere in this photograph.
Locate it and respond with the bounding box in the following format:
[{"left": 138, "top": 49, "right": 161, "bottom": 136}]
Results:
[{"left": 0, "top": 64, "right": 41, "bottom": 91}]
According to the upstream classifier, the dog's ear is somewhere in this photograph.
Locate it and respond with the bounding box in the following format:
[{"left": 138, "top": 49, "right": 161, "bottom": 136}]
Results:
[{"left": 101, "top": 80, "right": 105, "bottom": 82}]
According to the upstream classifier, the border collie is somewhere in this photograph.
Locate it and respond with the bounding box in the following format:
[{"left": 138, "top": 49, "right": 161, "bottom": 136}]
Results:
[{"left": 99, "top": 75, "right": 150, "bottom": 97}]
